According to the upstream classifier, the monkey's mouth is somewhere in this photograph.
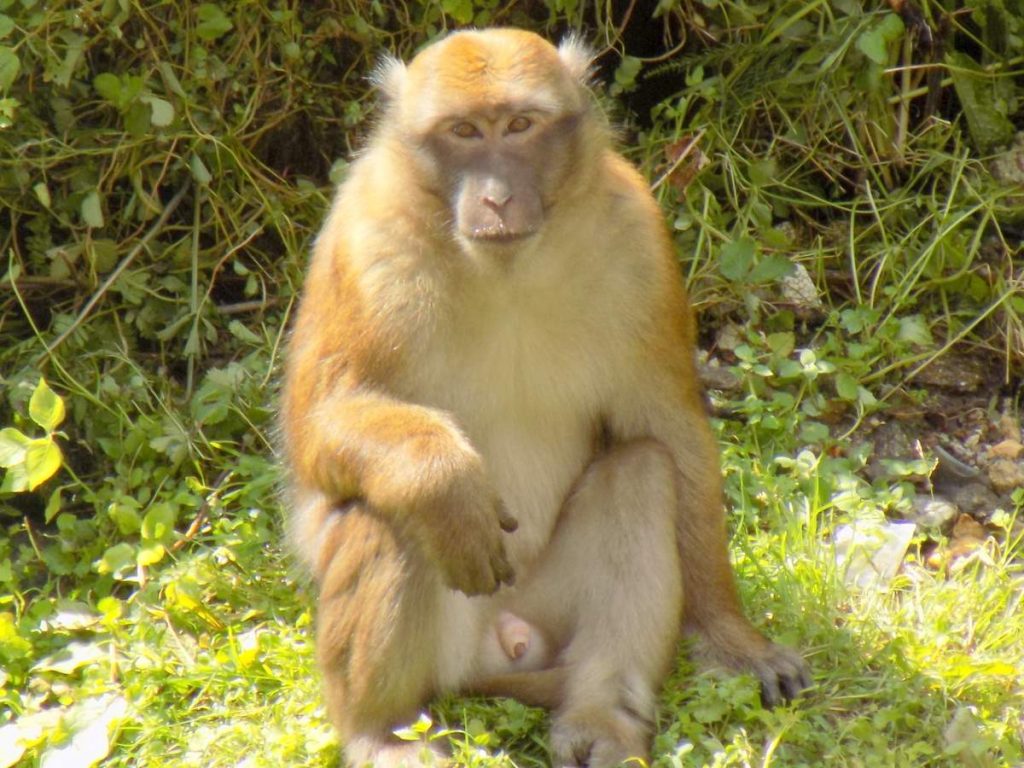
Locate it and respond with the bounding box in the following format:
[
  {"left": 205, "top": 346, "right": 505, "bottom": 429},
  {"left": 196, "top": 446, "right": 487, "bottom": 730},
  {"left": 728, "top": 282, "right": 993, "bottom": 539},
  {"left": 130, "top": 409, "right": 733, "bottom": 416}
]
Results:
[{"left": 464, "top": 227, "right": 537, "bottom": 244}]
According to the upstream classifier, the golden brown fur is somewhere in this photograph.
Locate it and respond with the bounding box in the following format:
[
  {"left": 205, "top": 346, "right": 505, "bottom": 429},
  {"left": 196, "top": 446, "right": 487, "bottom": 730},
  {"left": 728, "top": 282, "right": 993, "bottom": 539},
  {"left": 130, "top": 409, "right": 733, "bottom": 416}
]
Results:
[{"left": 281, "top": 28, "right": 809, "bottom": 768}]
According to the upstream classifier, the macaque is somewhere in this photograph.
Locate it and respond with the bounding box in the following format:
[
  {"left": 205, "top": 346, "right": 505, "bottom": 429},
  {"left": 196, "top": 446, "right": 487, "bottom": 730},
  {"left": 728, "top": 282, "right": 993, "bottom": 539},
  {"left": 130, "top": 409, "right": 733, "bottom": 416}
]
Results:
[{"left": 281, "top": 28, "right": 810, "bottom": 768}]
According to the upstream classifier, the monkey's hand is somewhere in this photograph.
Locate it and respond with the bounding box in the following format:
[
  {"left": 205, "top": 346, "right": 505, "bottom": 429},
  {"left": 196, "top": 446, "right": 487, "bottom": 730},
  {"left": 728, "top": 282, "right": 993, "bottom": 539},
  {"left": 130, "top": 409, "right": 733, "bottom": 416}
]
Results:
[{"left": 413, "top": 453, "right": 518, "bottom": 596}]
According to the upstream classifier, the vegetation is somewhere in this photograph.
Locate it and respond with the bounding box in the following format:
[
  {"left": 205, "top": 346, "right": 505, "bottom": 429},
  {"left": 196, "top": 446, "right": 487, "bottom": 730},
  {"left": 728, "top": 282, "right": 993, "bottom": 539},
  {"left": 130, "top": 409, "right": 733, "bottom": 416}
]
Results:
[{"left": 1, "top": 1, "right": 1022, "bottom": 766}]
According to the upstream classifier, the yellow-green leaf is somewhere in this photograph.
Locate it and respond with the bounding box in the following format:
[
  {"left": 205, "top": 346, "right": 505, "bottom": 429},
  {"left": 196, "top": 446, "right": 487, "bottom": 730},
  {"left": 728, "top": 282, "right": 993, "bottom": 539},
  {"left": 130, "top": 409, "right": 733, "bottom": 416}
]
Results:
[
  {"left": 29, "top": 378, "right": 66, "bottom": 432},
  {"left": 25, "top": 438, "right": 62, "bottom": 490},
  {"left": 0, "top": 427, "right": 30, "bottom": 468},
  {"left": 81, "top": 190, "right": 104, "bottom": 228}
]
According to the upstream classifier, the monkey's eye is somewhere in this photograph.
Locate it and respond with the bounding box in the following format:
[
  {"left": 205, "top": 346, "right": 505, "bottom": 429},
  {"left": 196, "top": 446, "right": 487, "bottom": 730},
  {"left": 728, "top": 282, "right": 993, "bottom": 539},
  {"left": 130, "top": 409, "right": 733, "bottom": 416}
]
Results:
[
  {"left": 451, "top": 121, "right": 482, "bottom": 139},
  {"left": 506, "top": 116, "right": 532, "bottom": 134}
]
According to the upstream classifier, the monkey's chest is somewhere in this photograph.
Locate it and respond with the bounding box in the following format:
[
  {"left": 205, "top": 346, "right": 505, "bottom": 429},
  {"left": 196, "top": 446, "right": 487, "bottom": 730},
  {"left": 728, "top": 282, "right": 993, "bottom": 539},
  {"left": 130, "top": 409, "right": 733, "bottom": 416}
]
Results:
[{"left": 407, "top": 308, "right": 616, "bottom": 568}]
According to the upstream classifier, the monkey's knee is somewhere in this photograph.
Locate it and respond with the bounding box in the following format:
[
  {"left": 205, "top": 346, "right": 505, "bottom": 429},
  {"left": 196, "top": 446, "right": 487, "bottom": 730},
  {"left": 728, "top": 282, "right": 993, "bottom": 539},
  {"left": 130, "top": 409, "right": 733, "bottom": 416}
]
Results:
[
  {"left": 316, "top": 507, "right": 439, "bottom": 736},
  {"left": 574, "top": 438, "right": 678, "bottom": 521}
]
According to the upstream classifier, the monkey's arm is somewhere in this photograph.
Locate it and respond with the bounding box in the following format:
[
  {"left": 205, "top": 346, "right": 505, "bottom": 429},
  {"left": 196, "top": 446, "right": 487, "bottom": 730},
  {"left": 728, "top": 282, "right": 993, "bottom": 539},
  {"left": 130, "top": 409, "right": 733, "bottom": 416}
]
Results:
[{"left": 282, "top": 383, "right": 517, "bottom": 595}]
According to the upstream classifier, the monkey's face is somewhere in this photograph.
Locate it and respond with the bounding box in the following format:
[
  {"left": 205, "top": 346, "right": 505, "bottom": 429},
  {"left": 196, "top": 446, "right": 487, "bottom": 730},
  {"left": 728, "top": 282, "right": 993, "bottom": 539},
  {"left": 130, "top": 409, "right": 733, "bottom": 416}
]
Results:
[
  {"left": 376, "top": 29, "right": 597, "bottom": 253},
  {"left": 422, "top": 109, "right": 583, "bottom": 245}
]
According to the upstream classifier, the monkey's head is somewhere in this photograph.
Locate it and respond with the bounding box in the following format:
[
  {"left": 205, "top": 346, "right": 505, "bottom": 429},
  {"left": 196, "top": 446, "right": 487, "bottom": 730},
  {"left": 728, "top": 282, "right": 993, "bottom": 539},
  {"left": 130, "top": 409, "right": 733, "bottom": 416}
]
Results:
[{"left": 373, "top": 29, "right": 604, "bottom": 252}]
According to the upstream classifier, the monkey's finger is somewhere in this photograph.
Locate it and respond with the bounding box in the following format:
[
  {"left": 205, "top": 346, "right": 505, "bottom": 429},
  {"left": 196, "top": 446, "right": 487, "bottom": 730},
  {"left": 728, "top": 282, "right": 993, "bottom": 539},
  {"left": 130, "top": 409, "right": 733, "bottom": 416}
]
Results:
[
  {"left": 759, "top": 674, "right": 783, "bottom": 709},
  {"left": 496, "top": 500, "right": 519, "bottom": 533},
  {"left": 491, "top": 549, "right": 516, "bottom": 588}
]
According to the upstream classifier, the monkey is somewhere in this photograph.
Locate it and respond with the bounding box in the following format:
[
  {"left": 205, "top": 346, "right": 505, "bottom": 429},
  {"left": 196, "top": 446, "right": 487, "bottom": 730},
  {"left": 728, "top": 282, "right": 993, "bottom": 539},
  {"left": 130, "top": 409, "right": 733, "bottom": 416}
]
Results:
[{"left": 280, "top": 28, "right": 810, "bottom": 768}]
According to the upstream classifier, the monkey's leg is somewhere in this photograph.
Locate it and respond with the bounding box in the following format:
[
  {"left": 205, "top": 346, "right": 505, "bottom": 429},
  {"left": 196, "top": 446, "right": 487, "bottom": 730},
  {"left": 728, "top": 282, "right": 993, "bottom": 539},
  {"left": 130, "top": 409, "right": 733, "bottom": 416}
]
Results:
[
  {"left": 315, "top": 501, "right": 451, "bottom": 768},
  {"left": 511, "top": 439, "right": 684, "bottom": 768}
]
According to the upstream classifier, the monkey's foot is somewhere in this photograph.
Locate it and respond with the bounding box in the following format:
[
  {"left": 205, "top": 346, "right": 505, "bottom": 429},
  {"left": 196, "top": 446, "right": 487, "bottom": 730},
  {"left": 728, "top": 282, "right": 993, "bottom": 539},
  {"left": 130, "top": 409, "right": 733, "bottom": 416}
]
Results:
[
  {"left": 345, "top": 735, "right": 448, "bottom": 768},
  {"left": 550, "top": 705, "right": 648, "bottom": 768},
  {"left": 691, "top": 632, "right": 811, "bottom": 707}
]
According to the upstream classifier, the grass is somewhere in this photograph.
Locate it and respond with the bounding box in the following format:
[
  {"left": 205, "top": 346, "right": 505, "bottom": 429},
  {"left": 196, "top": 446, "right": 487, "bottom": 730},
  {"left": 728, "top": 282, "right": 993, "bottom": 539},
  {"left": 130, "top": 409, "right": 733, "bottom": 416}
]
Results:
[{"left": 2, "top": 1, "right": 1023, "bottom": 766}]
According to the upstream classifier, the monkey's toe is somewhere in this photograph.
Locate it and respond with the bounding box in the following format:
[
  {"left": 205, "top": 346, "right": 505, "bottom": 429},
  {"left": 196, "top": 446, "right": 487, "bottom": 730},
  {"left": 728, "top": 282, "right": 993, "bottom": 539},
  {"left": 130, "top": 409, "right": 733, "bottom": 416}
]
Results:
[{"left": 756, "top": 643, "right": 812, "bottom": 707}]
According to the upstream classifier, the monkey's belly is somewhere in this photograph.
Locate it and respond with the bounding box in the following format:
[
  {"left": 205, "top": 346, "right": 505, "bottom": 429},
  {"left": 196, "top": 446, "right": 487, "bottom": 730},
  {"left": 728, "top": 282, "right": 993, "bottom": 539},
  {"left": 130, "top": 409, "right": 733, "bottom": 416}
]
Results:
[{"left": 468, "top": 413, "right": 593, "bottom": 571}]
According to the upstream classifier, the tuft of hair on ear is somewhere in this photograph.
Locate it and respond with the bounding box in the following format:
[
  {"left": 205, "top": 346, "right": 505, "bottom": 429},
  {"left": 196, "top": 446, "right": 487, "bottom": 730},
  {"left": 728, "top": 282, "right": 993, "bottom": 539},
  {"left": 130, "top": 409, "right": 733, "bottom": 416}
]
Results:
[
  {"left": 558, "top": 34, "right": 596, "bottom": 85},
  {"left": 369, "top": 54, "right": 406, "bottom": 103}
]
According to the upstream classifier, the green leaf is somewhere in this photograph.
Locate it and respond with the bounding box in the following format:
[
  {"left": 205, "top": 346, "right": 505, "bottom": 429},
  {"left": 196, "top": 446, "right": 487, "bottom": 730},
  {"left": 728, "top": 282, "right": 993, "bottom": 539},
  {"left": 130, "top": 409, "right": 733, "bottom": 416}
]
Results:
[
  {"left": 143, "top": 95, "right": 174, "bottom": 127},
  {"left": 190, "top": 153, "right": 212, "bottom": 185},
  {"left": 748, "top": 253, "right": 793, "bottom": 284},
  {"left": 0, "top": 427, "right": 30, "bottom": 468},
  {"left": 93, "top": 72, "right": 122, "bottom": 103},
  {"left": 897, "top": 315, "right": 933, "bottom": 346},
  {"left": 53, "top": 31, "right": 86, "bottom": 88},
  {"left": 45, "top": 487, "right": 62, "bottom": 523},
  {"left": 142, "top": 502, "right": 177, "bottom": 544},
  {"left": 25, "top": 438, "right": 62, "bottom": 490},
  {"left": 33, "top": 182, "right": 50, "bottom": 208},
  {"left": 0, "top": 463, "right": 29, "bottom": 493},
  {"left": 948, "top": 52, "right": 1015, "bottom": 153},
  {"left": 81, "top": 190, "right": 105, "bottom": 228},
  {"left": 719, "top": 237, "right": 756, "bottom": 281},
  {"left": 97, "top": 543, "right": 136, "bottom": 576},
  {"left": 613, "top": 56, "right": 642, "bottom": 91},
  {"left": 856, "top": 28, "right": 887, "bottom": 66},
  {"left": 0, "top": 15, "right": 13, "bottom": 39},
  {"left": 196, "top": 4, "right": 234, "bottom": 41},
  {"left": 228, "top": 319, "right": 261, "bottom": 344},
  {"left": 137, "top": 543, "right": 166, "bottom": 567},
  {"left": 441, "top": 0, "right": 474, "bottom": 24},
  {"left": 835, "top": 372, "right": 860, "bottom": 401},
  {"left": 29, "top": 378, "right": 66, "bottom": 432},
  {"left": 0, "top": 45, "right": 18, "bottom": 91}
]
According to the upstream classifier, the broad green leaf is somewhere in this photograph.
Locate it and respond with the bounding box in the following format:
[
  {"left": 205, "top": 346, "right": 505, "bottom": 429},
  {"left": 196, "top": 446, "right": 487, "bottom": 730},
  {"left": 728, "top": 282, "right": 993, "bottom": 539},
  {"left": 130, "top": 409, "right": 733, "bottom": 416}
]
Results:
[
  {"left": 29, "top": 378, "right": 66, "bottom": 431},
  {"left": 0, "top": 45, "right": 18, "bottom": 91},
  {"left": 142, "top": 502, "right": 177, "bottom": 543},
  {"left": 25, "top": 438, "right": 62, "bottom": 490},
  {"left": 196, "top": 4, "right": 233, "bottom": 41},
  {"left": 835, "top": 372, "right": 860, "bottom": 401},
  {"left": 856, "top": 28, "right": 887, "bottom": 65},
  {"left": 441, "top": 0, "right": 474, "bottom": 24},
  {"left": 0, "top": 427, "right": 29, "bottom": 468},
  {"left": 39, "top": 695, "right": 127, "bottom": 768},
  {"left": 749, "top": 157, "right": 777, "bottom": 186},
  {"left": 748, "top": 253, "right": 793, "bottom": 284},
  {"left": 143, "top": 95, "right": 174, "bottom": 127},
  {"left": 97, "top": 543, "right": 135, "bottom": 575},
  {"left": 613, "top": 56, "right": 642, "bottom": 90},
  {"left": 0, "top": 463, "right": 29, "bottom": 493},
  {"left": 93, "top": 72, "right": 121, "bottom": 103},
  {"left": 81, "top": 190, "right": 104, "bottom": 228},
  {"left": 136, "top": 542, "right": 165, "bottom": 567},
  {"left": 0, "top": 15, "right": 13, "bottom": 39},
  {"left": 107, "top": 501, "right": 142, "bottom": 535},
  {"left": 719, "top": 237, "right": 756, "bottom": 281},
  {"left": 897, "top": 315, "right": 934, "bottom": 346}
]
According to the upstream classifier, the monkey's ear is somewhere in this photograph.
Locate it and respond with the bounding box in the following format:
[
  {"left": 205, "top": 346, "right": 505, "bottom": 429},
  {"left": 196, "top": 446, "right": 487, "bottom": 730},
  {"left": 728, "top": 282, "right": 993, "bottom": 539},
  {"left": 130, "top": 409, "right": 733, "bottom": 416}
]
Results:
[
  {"left": 370, "top": 55, "right": 407, "bottom": 102},
  {"left": 558, "top": 35, "right": 595, "bottom": 85}
]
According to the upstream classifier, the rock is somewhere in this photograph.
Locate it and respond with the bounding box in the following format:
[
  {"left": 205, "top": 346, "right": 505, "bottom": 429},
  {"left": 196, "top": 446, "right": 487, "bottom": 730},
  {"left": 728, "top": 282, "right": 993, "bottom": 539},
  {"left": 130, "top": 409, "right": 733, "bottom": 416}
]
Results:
[
  {"left": 996, "top": 410, "right": 1022, "bottom": 442},
  {"left": 946, "top": 482, "right": 1000, "bottom": 517},
  {"left": 779, "top": 263, "right": 824, "bottom": 318},
  {"left": 987, "top": 458, "right": 1024, "bottom": 494},
  {"left": 834, "top": 521, "right": 917, "bottom": 588},
  {"left": 988, "top": 438, "right": 1023, "bottom": 460},
  {"left": 907, "top": 496, "right": 960, "bottom": 530}
]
